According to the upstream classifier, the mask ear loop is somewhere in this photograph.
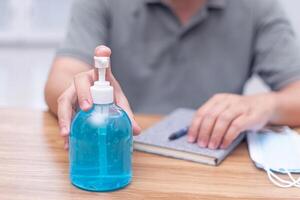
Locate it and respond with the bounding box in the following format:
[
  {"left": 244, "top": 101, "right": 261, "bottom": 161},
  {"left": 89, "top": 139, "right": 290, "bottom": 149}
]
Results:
[
  {"left": 267, "top": 169, "right": 294, "bottom": 188},
  {"left": 286, "top": 171, "right": 300, "bottom": 187},
  {"left": 266, "top": 168, "right": 300, "bottom": 188}
]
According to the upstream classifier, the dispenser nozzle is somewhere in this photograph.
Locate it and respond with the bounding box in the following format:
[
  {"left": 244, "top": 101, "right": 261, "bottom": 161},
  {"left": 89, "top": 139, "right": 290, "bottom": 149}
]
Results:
[
  {"left": 91, "top": 56, "right": 113, "bottom": 104},
  {"left": 94, "top": 56, "right": 110, "bottom": 69},
  {"left": 94, "top": 56, "right": 110, "bottom": 86}
]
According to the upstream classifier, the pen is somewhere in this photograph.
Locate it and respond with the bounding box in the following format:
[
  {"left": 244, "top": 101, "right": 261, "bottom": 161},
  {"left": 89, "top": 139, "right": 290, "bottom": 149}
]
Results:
[{"left": 168, "top": 126, "right": 189, "bottom": 141}]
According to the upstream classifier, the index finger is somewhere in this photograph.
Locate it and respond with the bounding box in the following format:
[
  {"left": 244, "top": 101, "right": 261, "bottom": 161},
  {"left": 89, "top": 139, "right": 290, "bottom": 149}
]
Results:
[{"left": 187, "top": 96, "right": 220, "bottom": 143}]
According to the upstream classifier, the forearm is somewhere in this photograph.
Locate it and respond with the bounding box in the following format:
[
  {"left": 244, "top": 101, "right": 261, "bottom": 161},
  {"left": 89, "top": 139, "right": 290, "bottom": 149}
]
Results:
[
  {"left": 44, "top": 57, "right": 90, "bottom": 115},
  {"left": 269, "top": 81, "right": 300, "bottom": 127}
]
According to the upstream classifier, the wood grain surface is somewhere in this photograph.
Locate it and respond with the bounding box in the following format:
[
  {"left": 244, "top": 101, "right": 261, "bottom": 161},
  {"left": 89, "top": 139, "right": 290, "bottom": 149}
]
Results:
[{"left": 0, "top": 108, "right": 299, "bottom": 200}]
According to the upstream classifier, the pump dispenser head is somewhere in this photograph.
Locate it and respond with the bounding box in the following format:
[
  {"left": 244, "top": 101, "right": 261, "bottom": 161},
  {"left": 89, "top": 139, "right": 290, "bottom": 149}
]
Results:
[{"left": 91, "top": 56, "right": 114, "bottom": 104}]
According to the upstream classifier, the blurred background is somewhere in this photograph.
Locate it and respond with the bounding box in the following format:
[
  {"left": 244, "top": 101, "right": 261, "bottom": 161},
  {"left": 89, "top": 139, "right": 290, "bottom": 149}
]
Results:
[{"left": 0, "top": 0, "right": 299, "bottom": 111}]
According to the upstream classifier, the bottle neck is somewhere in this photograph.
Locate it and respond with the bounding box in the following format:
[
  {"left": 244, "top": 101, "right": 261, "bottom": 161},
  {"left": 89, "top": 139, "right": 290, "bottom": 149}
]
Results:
[
  {"left": 91, "top": 103, "right": 115, "bottom": 115},
  {"left": 93, "top": 102, "right": 114, "bottom": 106}
]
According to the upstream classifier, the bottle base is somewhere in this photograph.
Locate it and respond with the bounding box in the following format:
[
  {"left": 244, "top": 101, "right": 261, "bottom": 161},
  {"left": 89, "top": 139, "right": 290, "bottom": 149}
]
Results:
[{"left": 71, "top": 175, "right": 131, "bottom": 192}]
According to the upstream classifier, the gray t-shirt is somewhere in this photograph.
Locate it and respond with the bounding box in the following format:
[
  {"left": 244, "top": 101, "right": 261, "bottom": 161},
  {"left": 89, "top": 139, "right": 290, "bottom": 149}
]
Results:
[{"left": 57, "top": 0, "right": 300, "bottom": 114}]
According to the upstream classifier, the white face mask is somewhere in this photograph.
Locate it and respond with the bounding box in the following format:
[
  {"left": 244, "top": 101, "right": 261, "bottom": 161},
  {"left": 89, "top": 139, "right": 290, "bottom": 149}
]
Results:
[{"left": 247, "top": 127, "right": 300, "bottom": 188}]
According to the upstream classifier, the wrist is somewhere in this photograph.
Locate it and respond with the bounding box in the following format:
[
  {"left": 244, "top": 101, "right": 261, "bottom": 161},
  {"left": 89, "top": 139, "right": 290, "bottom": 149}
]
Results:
[{"left": 264, "top": 92, "right": 281, "bottom": 124}]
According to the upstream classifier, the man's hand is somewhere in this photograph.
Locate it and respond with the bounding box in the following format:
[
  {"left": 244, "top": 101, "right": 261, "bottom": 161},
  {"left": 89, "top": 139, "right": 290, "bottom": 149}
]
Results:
[
  {"left": 56, "top": 45, "right": 141, "bottom": 149},
  {"left": 187, "top": 93, "right": 278, "bottom": 149}
]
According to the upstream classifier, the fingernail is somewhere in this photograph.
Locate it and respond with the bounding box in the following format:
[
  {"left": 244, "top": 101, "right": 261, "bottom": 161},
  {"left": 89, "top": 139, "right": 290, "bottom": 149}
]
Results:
[
  {"left": 208, "top": 143, "right": 217, "bottom": 149},
  {"left": 132, "top": 120, "right": 142, "bottom": 134},
  {"left": 198, "top": 141, "right": 206, "bottom": 148},
  {"left": 136, "top": 125, "right": 142, "bottom": 133},
  {"left": 133, "top": 126, "right": 142, "bottom": 136},
  {"left": 188, "top": 136, "right": 195, "bottom": 143},
  {"left": 82, "top": 100, "right": 90, "bottom": 110},
  {"left": 95, "top": 45, "right": 111, "bottom": 57},
  {"left": 61, "top": 127, "right": 68, "bottom": 136},
  {"left": 95, "top": 46, "right": 104, "bottom": 55},
  {"left": 64, "top": 143, "right": 69, "bottom": 150}
]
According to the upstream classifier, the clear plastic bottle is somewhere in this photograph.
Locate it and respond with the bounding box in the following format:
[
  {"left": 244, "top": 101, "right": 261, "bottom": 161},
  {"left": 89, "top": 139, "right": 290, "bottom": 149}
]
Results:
[{"left": 69, "top": 56, "right": 132, "bottom": 191}]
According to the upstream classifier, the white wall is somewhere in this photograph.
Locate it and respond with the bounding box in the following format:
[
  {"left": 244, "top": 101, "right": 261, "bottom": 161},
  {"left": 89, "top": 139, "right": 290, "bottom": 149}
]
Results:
[{"left": 0, "top": 0, "right": 72, "bottom": 109}]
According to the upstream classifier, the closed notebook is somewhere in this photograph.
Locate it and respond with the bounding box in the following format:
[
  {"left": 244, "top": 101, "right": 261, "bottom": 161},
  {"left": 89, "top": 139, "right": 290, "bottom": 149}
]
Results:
[{"left": 134, "top": 108, "right": 245, "bottom": 166}]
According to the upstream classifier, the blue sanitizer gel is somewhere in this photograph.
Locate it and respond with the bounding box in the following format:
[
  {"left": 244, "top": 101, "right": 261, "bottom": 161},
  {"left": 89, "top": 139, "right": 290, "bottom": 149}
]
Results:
[{"left": 69, "top": 56, "right": 132, "bottom": 191}]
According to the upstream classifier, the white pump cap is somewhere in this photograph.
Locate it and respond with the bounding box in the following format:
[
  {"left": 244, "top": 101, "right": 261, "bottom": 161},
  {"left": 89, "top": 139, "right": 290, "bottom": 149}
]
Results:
[{"left": 90, "top": 56, "right": 114, "bottom": 104}]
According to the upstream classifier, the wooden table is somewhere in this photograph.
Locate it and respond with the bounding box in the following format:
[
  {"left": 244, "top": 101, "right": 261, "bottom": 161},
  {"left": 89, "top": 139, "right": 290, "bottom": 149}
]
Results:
[{"left": 0, "top": 108, "right": 299, "bottom": 200}]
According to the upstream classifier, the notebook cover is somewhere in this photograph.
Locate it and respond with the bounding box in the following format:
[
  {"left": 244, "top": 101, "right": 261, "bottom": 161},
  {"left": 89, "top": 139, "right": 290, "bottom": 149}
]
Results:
[{"left": 134, "top": 108, "right": 245, "bottom": 165}]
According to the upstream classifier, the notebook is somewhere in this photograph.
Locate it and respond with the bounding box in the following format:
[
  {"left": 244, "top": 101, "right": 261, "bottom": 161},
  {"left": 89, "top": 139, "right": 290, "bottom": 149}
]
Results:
[{"left": 134, "top": 108, "right": 245, "bottom": 166}]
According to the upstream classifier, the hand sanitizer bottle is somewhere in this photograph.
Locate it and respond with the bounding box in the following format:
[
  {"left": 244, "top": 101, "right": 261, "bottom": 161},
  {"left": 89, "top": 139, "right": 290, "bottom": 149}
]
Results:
[{"left": 69, "top": 56, "right": 132, "bottom": 191}]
